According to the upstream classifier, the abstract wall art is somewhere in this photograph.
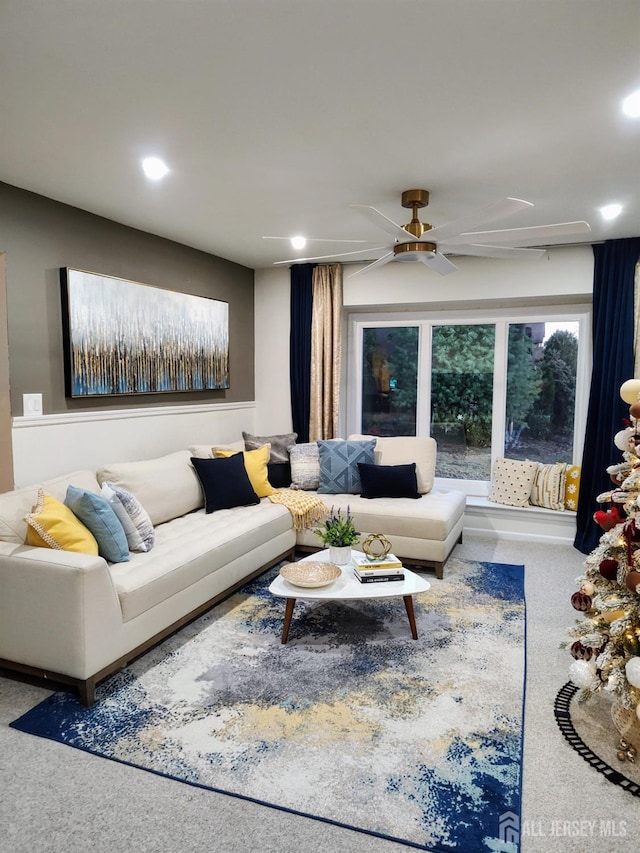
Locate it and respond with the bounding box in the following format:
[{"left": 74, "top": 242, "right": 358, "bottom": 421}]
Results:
[{"left": 60, "top": 268, "right": 229, "bottom": 397}]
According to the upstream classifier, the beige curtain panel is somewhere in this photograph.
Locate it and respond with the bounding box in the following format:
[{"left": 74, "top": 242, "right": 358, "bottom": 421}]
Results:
[{"left": 309, "top": 264, "right": 342, "bottom": 442}]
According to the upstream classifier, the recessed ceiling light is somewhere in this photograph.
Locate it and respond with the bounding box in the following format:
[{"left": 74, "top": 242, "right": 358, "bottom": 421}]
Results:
[
  {"left": 291, "top": 236, "right": 306, "bottom": 250},
  {"left": 622, "top": 89, "right": 640, "bottom": 118},
  {"left": 600, "top": 203, "right": 623, "bottom": 221},
  {"left": 142, "top": 157, "right": 170, "bottom": 180}
]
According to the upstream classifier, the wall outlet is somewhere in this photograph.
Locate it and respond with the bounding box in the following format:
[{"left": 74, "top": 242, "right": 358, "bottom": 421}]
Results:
[{"left": 23, "top": 393, "right": 43, "bottom": 417}]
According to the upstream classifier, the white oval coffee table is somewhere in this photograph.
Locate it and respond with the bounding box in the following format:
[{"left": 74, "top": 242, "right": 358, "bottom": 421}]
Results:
[{"left": 269, "top": 549, "right": 431, "bottom": 644}]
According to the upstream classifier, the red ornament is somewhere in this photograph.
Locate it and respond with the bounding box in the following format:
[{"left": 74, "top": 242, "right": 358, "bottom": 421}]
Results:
[
  {"left": 570, "top": 640, "right": 593, "bottom": 661},
  {"left": 599, "top": 559, "right": 619, "bottom": 580},
  {"left": 571, "top": 591, "right": 593, "bottom": 611},
  {"left": 625, "top": 570, "right": 640, "bottom": 593},
  {"left": 593, "top": 507, "right": 623, "bottom": 531}
]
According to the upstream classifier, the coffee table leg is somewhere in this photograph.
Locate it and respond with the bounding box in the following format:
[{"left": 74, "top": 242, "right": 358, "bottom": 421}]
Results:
[
  {"left": 403, "top": 595, "right": 418, "bottom": 640},
  {"left": 281, "top": 598, "right": 296, "bottom": 644}
]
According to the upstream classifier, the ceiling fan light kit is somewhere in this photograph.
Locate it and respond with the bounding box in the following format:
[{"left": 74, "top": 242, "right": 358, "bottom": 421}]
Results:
[{"left": 269, "top": 189, "right": 591, "bottom": 277}]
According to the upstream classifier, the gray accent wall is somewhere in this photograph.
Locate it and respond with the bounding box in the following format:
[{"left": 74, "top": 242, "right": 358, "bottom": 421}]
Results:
[{"left": 0, "top": 182, "right": 254, "bottom": 416}]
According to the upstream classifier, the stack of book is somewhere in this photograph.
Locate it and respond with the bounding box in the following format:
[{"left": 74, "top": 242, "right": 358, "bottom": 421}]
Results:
[{"left": 353, "top": 553, "right": 405, "bottom": 584}]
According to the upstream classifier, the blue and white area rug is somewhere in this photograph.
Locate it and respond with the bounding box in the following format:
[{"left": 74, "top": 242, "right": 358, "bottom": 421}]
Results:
[{"left": 11, "top": 557, "right": 525, "bottom": 852}]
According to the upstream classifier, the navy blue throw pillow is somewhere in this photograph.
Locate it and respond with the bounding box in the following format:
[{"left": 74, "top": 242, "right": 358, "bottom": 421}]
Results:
[
  {"left": 267, "top": 461, "right": 292, "bottom": 488},
  {"left": 191, "top": 454, "right": 260, "bottom": 513},
  {"left": 357, "top": 462, "right": 421, "bottom": 499}
]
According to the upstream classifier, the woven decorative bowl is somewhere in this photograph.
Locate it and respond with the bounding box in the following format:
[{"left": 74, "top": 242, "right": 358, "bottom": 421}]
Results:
[{"left": 279, "top": 561, "right": 341, "bottom": 588}]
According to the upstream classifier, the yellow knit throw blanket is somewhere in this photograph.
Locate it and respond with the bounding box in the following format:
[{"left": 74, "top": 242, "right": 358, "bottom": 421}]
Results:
[{"left": 268, "top": 489, "right": 327, "bottom": 531}]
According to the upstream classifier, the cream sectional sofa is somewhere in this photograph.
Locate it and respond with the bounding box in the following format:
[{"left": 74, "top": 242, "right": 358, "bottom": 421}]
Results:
[
  {"left": 0, "top": 451, "right": 296, "bottom": 705},
  {"left": 295, "top": 435, "right": 466, "bottom": 578},
  {"left": 0, "top": 437, "right": 465, "bottom": 705}
]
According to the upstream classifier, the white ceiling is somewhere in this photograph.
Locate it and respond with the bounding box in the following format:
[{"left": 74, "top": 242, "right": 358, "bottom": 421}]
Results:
[{"left": 1, "top": 0, "right": 639, "bottom": 271}]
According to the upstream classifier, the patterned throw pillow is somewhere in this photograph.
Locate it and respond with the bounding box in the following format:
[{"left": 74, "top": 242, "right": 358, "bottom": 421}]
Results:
[
  {"left": 242, "top": 431, "right": 297, "bottom": 464},
  {"left": 488, "top": 458, "right": 538, "bottom": 507},
  {"left": 24, "top": 489, "right": 99, "bottom": 554},
  {"left": 101, "top": 483, "right": 150, "bottom": 553},
  {"left": 104, "top": 482, "right": 155, "bottom": 552},
  {"left": 317, "top": 439, "right": 376, "bottom": 495},
  {"left": 289, "top": 443, "right": 321, "bottom": 490},
  {"left": 564, "top": 464, "right": 582, "bottom": 511},
  {"left": 530, "top": 462, "right": 567, "bottom": 511},
  {"left": 65, "top": 485, "right": 130, "bottom": 563}
]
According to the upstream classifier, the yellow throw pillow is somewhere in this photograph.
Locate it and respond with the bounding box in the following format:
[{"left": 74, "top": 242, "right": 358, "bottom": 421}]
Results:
[
  {"left": 214, "top": 444, "right": 276, "bottom": 498},
  {"left": 564, "top": 464, "right": 581, "bottom": 511},
  {"left": 25, "top": 489, "right": 99, "bottom": 554}
]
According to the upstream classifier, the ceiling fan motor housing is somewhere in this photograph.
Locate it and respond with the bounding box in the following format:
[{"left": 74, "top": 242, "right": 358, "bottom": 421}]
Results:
[{"left": 393, "top": 242, "right": 437, "bottom": 261}]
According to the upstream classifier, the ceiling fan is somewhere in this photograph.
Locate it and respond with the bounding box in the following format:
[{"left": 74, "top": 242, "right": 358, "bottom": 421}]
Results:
[{"left": 265, "top": 190, "right": 591, "bottom": 277}]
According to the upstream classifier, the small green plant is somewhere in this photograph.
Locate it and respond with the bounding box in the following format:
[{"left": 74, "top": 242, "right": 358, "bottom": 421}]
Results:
[{"left": 314, "top": 507, "right": 359, "bottom": 547}]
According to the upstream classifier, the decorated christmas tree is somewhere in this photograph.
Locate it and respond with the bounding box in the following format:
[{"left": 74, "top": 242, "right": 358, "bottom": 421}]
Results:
[{"left": 568, "top": 378, "right": 640, "bottom": 763}]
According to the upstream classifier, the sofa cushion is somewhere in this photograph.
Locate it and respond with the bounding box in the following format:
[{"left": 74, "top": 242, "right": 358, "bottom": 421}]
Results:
[
  {"left": 101, "top": 483, "right": 153, "bottom": 552},
  {"left": 289, "top": 442, "right": 320, "bottom": 490},
  {"left": 488, "top": 458, "right": 538, "bottom": 507},
  {"left": 565, "top": 464, "right": 581, "bottom": 511},
  {"left": 267, "top": 461, "right": 292, "bottom": 488},
  {"left": 96, "top": 451, "right": 202, "bottom": 525},
  {"left": 0, "top": 470, "right": 101, "bottom": 545},
  {"left": 104, "top": 482, "right": 155, "bottom": 552},
  {"left": 530, "top": 462, "right": 567, "bottom": 511},
  {"left": 24, "top": 489, "right": 99, "bottom": 554},
  {"left": 65, "top": 485, "right": 130, "bottom": 563},
  {"left": 214, "top": 444, "right": 276, "bottom": 497},
  {"left": 110, "top": 501, "right": 293, "bottom": 622},
  {"left": 358, "top": 462, "right": 420, "bottom": 500},
  {"left": 191, "top": 454, "right": 260, "bottom": 513},
  {"left": 317, "top": 439, "right": 376, "bottom": 495},
  {"left": 243, "top": 430, "right": 297, "bottom": 463},
  {"left": 295, "top": 490, "right": 466, "bottom": 549},
  {"left": 348, "top": 435, "right": 436, "bottom": 494}
]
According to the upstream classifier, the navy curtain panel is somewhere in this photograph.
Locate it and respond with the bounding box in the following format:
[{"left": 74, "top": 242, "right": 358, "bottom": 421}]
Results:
[
  {"left": 289, "top": 264, "right": 315, "bottom": 444},
  {"left": 574, "top": 238, "right": 640, "bottom": 554}
]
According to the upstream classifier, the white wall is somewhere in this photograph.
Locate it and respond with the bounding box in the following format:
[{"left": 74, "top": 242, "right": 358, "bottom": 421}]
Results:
[
  {"left": 12, "top": 402, "right": 255, "bottom": 486},
  {"left": 254, "top": 267, "right": 294, "bottom": 434},
  {"left": 254, "top": 245, "right": 594, "bottom": 432}
]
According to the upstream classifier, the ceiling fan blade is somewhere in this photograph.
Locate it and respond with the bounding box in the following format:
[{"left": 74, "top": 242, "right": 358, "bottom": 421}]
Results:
[
  {"left": 349, "top": 204, "right": 415, "bottom": 242},
  {"left": 442, "top": 244, "right": 547, "bottom": 260},
  {"left": 417, "top": 252, "right": 458, "bottom": 275},
  {"left": 273, "top": 246, "right": 388, "bottom": 265},
  {"left": 444, "top": 220, "right": 591, "bottom": 247},
  {"left": 262, "top": 236, "right": 371, "bottom": 243},
  {"left": 347, "top": 252, "right": 395, "bottom": 278},
  {"left": 423, "top": 198, "right": 533, "bottom": 243}
]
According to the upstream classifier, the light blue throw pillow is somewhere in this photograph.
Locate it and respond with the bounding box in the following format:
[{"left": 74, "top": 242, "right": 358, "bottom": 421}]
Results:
[
  {"left": 65, "top": 485, "right": 130, "bottom": 563},
  {"left": 317, "top": 439, "right": 376, "bottom": 495}
]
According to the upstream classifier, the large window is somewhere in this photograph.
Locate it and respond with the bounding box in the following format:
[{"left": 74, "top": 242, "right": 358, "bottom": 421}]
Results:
[{"left": 347, "top": 308, "right": 589, "bottom": 492}]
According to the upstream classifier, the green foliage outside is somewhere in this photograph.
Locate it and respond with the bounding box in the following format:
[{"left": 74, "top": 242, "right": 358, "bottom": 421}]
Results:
[{"left": 362, "top": 323, "right": 578, "bottom": 461}]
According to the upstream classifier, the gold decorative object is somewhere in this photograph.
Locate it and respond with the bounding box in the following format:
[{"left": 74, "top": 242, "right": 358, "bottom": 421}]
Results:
[
  {"left": 611, "top": 698, "right": 640, "bottom": 762},
  {"left": 279, "top": 561, "right": 341, "bottom": 588},
  {"left": 361, "top": 533, "right": 392, "bottom": 560}
]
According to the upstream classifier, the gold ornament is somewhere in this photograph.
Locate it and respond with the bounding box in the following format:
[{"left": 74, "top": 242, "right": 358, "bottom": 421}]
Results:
[
  {"left": 622, "top": 629, "right": 640, "bottom": 656},
  {"left": 601, "top": 609, "right": 627, "bottom": 623},
  {"left": 361, "top": 533, "right": 392, "bottom": 560}
]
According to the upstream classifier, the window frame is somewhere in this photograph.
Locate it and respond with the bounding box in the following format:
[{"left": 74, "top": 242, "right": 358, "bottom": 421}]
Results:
[{"left": 345, "top": 304, "right": 592, "bottom": 497}]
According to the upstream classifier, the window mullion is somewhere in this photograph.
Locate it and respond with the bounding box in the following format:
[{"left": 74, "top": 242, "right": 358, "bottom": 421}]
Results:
[{"left": 491, "top": 322, "right": 508, "bottom": 469}]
